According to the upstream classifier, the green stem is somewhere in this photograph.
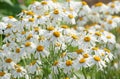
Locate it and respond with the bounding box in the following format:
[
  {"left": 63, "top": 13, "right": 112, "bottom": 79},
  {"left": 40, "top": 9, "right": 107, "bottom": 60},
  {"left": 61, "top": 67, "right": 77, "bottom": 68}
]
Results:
[
  {"left": 0, "top": 34, "right": 2, "bottom": 48},
  {"left": 82, "top": 68, "right": 87, "bottom": 79}
]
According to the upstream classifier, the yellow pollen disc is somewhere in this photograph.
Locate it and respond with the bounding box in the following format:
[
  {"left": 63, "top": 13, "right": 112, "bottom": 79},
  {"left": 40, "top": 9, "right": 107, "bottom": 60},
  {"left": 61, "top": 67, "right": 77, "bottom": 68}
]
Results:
[
  {"left": 83, "top": 53, "right": 89, "bottom": 58},
  {"left": 79, "top": 17, "right": 83, "bottom": 21},
  {"left": 105, "top": 12, "right": 110, "bottom": 15},
  {"left": 104, "top": 48, "right": 110, "bottom": 53},
  {"left": 22, "top": 10, "right": 26, "bottom": 13},
  {"left": 76, "top": 49, "right": 84, "bottom": 54},
  {"left": 16, "top": 48, "right": 20, "bottom": 53},
  {"left": 53, "top": 31, "right": 60, "bottom": 37},
  {"left": 47, "top": 26, "right": 55, "bottom": 31},
  {"left": 65, "top": 77, "right": 69, "bottom": 79},
  {"left": 41, "top": 1, "right": 48, "bottom": 5},
  {"left": 54, "top": 9, "right": 59, "bottom": 14},
  {"left": 79, "top": 58, "right": 86, "bottom": 63},
  {"left": 108, "top": 20, "right": 113, "bottom": 24},
  {"left": 37, "top": 15, "right": 42, "bottom": 19},
  {"left": 36, "top": 45, "right": 44, "bottom": 52},
  {"left": 66, "top": 60, "right": 73, "bottom": 66},
  {"left": 29, "top": 18, "right": 34, "bottom": 22},
  {"left": 25, "top": 42, "right": 31, "bottom": 47},
  {"left": 93, "top": 56, "right": 101, "bottom": 61},
  {"left": 66, "top": 0, "right": 71, "bottom": 2},
  {"left": 30, "top": 60, "right": 36, "bottom": 66},
  {"left": 38, "top": 36, "right": 45, "bottom": 41},
  {"left": 34, "top": 27, "right": 40, "bottom": 32},
  {"left": 72, "top": 34, "right": 78, "bottom": 40},
  {"left": 5, "top": 58, "right": 12, "bottom": 63},
  {"left": 61, "top": 25, "right": 68, "bottom": 29},
  {"left": 84, "top": 36, "right": 91, "bottom": 42},
  {"left": 21, "top": 31, "right": 26, "bottom": 35},
  {"left": 92, "top": 47, "right": 99, "bottom": 51},
  {"left": 55, "top": 42, "right": 61, "bottom": 47},
  {"left": 52, "top": 0, "right": 57, "bottom": 2},
  {"left": 82, "top": 1, "right": 87, "bottom": 5},
  {"left": 95, "top": 32, "right": 102, "bottom": 36},
  {"left": 106, "top": 35, "right": 111, "bottom": 39},
  {"left": 68, "top": 14, "right": 74, "bottom": 19},
  {"left": 26, "top": 11, "right": 34, "bottom": 15},
  {"left": 53, "top": 61, "right": 59, "bottom": 66},
  {"left": 16, "top": 68, "right": 22, "bottom": 72},
  {"left": 7, "top": 24, "right": 12, "bottom": 29},
  {"left": 61, "top": 52, "right": 66, "bottom": 57},
  {"left": 101, "top": 53, "right": 105, "bottom": 56},
  {"left": 69, "top": 7, "right": 74, "bottom": 11},
  {"left": 44, "top": 12, "right": 49, "bottom": 16},
  {"left": 8, "top": 16, "right": 14, "bottom": 19},
  {"left": 0, "top": 72, "right": 5, "bottom": 76},
  {"left": 95, "top": 2, "right": 103, "bottom": 7},
  {"left": 26, "top": 34, "right": 33, "bottom": 40},
  {"left": 111, "top": 4, "right": 115, "bottom": 8}
]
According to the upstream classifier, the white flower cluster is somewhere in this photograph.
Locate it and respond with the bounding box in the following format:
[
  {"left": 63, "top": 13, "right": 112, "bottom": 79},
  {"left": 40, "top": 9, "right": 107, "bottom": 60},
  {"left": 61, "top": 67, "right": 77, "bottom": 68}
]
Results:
[{"left": 0, "top": 0, "right": 119, "bottom": 79}]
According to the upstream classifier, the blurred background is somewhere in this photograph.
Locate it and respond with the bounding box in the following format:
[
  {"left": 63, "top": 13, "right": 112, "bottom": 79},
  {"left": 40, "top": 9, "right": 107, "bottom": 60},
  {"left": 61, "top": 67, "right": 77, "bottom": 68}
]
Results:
[{"left": 0, "top": 0, "right": 113, "bottom": 19}]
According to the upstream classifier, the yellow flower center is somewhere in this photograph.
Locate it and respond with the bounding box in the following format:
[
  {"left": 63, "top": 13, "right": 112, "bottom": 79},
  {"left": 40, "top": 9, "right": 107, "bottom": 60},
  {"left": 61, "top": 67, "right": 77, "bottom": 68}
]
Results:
[
  {"left": 104, "top": 48, "right": 110, "bottom": 53},
  {"left": 106, "top": 35, "right": 111, "bottom": 39},
  {"left": 16, "top": 68, "right": 22, "bottom": 73},
  {"left": 25, "top": 42, "right": 31, "bottom": 47},
  {"left": 38, "top": 36, "right": 45, "bottom": 41},
  {"left": 84, "top": 36, "right": 91, "bottom": 42},
  {"left": 68, "top": 14, "right": 74, "bottom": 19},
  {"left": 71, "top": 34, "right": 78, "bottom": 40},
  {"left": 93, "top": 56, "right": 101, "bottom": 61},
  {"left": 52, "top": 0, "right": 57, "bottom": 2},
  {"left": 79, "top": 17, "right": 83, "bottom": 21},
  {"left": 41, "top": 1, "right": 48, "bottom": 5},
  {"left": 66, "top": 0, "right": 71, "bottom": 2},
  {"left": 0, "top": 72, "right": 5, "bottom": 76},
  {"left": 5, "top": 58, "right": 12, "bottom": 63},
  {"left": 7, "top": 24, "right": 12, "bottom": 29},
  {"left": 37, "top": 15, "right": 42, "bottom": 19},
  {"left": 53, "top": 31, "right": 60, "bottom": 37},
  {"left": 61, "top": 52, "right": 66, "bottom": 57},
  {"left": 26, "top": 11, "right": 34, "bottom": 15},
  {"left": 8, "top": 16, "right": 14, "bottom": 19},
  {"left": 34, "top": 27, "right": 40, "bottom": 32},
  {"left": 44, "top": 12, "right": 49, "bottom": 16},
  {"left": 55, "top": 42, "right": 61, "bottom": 47},
  {"left": 16, "top": 48, "right": 21, "bottom": 53},
  {"left": 111, "top": 4, "right": 115, "bottom": 8},
  {"left": 92, "top": 47, "right": 99, "bottom": 51},
  {"left": 47, "top": 26, "right": 55, "bottom": 31},
  {"left": 76, "top": 49, "right": 84, "bottom": 54},
  {"left": 83, "top": 53, "right": 89, "bottom": 58},
  {"left": 21, "top": 31, "right": 26, "bottom": 35},
  {"left": 65, "top": 77, "right": 69, "bottom": 79},
  {"left": 54, "top": 9, "right": 59, "bottom": 14},
  {"left": 53, "top": 61, "right": 59, "bottom": 66},
  {"left": 36, "top": 45, "right": 44, "bottom": 52},
  {"left": 108, "top": 20, "right": 113, "bottom": 24},
  {"left": 95, "top": 32, "right": 102, "bottom": 36},
  {"left": 79, "top": 58, "right": 86, "bottom": 63},
  {"left": 29, "top": 18, "right": 34, "bottom": 22},
  {"left": 26, "top": 34, "right": 33, "bottom": 40},
  {"left": 66, "top": 60, "right": 73, "bottom": 66},
  {"left": 61, "top": 25, "right": 68, "bottom": 29},
  {"left": 95, "top": 2, "right": 103, "bottom": 7},
  {"left": 30, "top": 60, "right": 36, "bottom": 66},
  {"left": 82, "top": 1, "right": 87, "bottom": 5}
]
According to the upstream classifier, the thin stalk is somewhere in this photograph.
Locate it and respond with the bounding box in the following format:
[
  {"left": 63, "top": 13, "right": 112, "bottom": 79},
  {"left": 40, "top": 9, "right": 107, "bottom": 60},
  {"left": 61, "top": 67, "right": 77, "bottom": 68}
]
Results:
[{"left": 82, "top": 68, "right": 87, "bottom": 79}]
